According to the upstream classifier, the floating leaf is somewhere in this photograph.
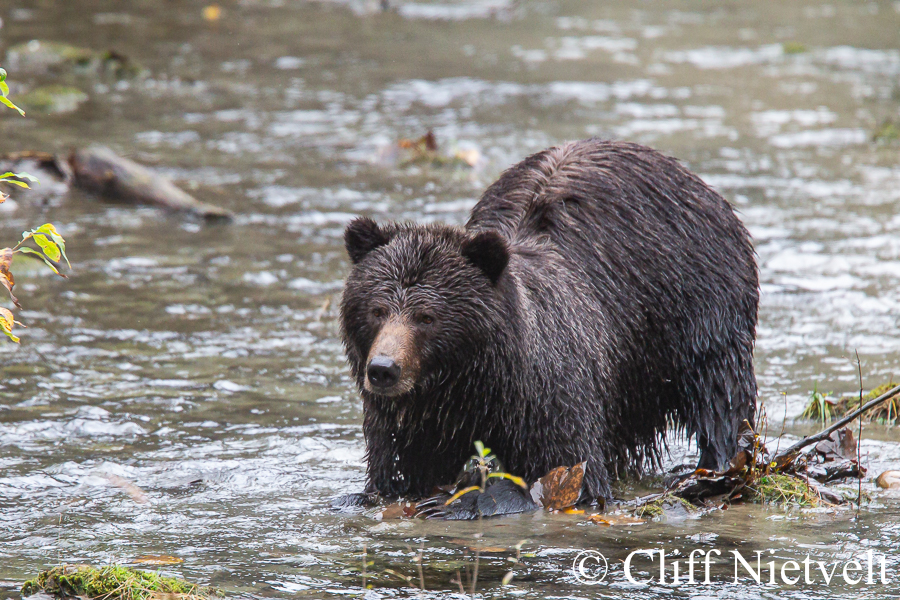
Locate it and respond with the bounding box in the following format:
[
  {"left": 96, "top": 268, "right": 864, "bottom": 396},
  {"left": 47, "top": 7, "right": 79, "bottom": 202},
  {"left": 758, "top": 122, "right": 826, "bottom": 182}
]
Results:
[
  {"left": 587, "top": 513, "right": 645, "bottom": 526},
  {"left": 132, "top": 555, "right": 184, "bottom": 566},
  {"left": 530, "top": 462, "right": 585, "bottom": 510},
  {"left": 105, "top": 474, "right": 149, "bottom": 504},
  {"left": 202, "top": 4, "right": 222, "bottom": 21}
]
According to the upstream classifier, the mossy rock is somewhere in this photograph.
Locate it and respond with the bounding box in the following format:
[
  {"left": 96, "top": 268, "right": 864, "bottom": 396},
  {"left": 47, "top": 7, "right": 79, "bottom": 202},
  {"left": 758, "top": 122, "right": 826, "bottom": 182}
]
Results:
[
  {"left": 634, "top": 494, "right": 698, "bottom": 519},
  {"left": 873, "top": 120, "right": 900, "bottom": 144},
  {"left": 801, "top": 382, "right": 899, "bottom": 425},
  {"left": 21, "top": 565, "right": 221, "bottom": 600},
  {"left": 6, "top": 41, "right": 144, "bottom": 78},
  {"left": 17, "top": 85, "right": 88, "bottom": 114}
]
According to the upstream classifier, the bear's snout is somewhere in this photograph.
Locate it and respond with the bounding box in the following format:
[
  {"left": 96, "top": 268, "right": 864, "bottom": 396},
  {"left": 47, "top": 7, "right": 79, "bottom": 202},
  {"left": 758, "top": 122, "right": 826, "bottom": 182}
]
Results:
[
  {"left": 363, "top": 318, "right": 420, "bottom": 396},
  {"left": 367, "top": 356, "right": 401, "bottom": 389}
]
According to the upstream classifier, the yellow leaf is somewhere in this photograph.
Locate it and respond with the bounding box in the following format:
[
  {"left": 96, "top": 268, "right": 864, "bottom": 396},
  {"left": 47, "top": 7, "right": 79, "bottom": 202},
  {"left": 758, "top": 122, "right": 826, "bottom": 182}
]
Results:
[
  {"left": 33, "top": 234, "right": 61, "bottom": 262},
  {"left": 132, "top": 555, "right": 184, "bottom": 566},
  {"left": 487, "top": 472, "right": 528, "bottom": 489},
  {"left": 202, "top": 5, "right": 221, "bottom": 20},
  {"left": 0, "top": 307, "right": 19, "bottom": 343}
]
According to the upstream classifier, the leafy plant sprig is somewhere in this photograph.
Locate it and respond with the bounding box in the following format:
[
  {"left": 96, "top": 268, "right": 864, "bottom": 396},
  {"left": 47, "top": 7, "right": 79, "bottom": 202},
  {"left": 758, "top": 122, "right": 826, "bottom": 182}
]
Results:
[
  {"left": 0, "top": 67, "right": 26, "bottom": 116},
  {"left": 1, "top": 224, "right": 70, "bottom": 342},
  {"left": 1, "top": 66, "right": 71, "bottom": 344}
]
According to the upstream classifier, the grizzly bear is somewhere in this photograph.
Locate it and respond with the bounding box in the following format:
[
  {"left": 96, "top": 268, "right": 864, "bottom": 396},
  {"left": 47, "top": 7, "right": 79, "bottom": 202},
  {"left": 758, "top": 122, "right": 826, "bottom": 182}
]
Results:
[{"left": 339, "top": 139, "right": 758, "bottom": 505}]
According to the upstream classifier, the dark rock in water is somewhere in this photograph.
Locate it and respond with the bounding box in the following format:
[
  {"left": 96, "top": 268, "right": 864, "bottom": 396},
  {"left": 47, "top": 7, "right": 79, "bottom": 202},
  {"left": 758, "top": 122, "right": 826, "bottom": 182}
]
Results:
[
  {"left": 331, "top": 492, "right": 380, "bottom": 510},
  {"left": 416, "top": 478, "right": 539, "bottom": 520}
]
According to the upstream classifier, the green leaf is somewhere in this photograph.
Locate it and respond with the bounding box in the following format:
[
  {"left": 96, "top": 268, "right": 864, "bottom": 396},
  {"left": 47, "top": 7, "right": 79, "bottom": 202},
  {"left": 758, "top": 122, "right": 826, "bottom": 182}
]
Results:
[
  {"left": 16, "top": 247, "right": 66, "bottom": 277},
  {"left": 0, "top": 178, "right": 30, "bottom": 189},
  {"left": 10, "top": 172, "right": 38, "bottom": 183},
  {"left": 32, "top": 234, "right": 61, "bottom": 262},
  {"left": 474, "top": 440, "right": 486, "bottom": 458},
  {"left": 34, "top": 224, "right": 68, "bottom": 268},
  {"left": 0, "top": 95, "right": 25, "bottom": 117}
]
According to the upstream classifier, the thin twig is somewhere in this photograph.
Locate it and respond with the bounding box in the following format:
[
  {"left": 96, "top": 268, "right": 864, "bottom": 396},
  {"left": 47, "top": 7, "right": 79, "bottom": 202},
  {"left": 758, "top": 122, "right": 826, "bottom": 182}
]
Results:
[
  {"left": 856, "top": 351, "right": 863, "bottom": 512},
  {"left": 775, "top": 383, "right": 900, "bottom": 462},
  {"left": 452, "top": 570, "right": 465, "bottom": 595},
  {"left": 417, "top": 543, "right": 425, "bottom": 593},
  {"left": 470, "top": 523, "right": 482, "bottom": 599},
  {"left": 773, "top": 392, "right": 788, "bottom": 457},
  {"left": 361, "top": 543, "right": 367, "bottom": 590}
]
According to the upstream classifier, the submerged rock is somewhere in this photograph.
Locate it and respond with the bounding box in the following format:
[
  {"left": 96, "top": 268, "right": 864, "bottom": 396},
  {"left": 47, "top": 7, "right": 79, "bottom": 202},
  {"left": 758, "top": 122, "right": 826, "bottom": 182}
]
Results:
[
  {"left": 17, "top": 85, "right": 88, "bottom": 113},
  {"left": 6, "top": 40, "right": 144, "bottom": 78},
  {"left": 876, "top": 470, "right": 900, "bottom": 490}
]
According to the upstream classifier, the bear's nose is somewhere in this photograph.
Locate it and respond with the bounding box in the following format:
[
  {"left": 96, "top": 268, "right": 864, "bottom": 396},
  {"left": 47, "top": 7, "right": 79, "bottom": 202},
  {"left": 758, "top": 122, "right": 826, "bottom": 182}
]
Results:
[{"left": 367, "top": 356, "right": 401, "bottom": 389}]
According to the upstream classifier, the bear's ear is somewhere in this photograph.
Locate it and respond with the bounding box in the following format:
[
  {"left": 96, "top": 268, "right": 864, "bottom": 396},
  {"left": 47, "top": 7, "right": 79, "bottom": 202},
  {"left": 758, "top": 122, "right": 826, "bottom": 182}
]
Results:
[
  {"left": 461, "top": 231, "right": 509, "bottom": 285},
  {"left": 345, "top": 217, "right": 390, "bottom": 264}
]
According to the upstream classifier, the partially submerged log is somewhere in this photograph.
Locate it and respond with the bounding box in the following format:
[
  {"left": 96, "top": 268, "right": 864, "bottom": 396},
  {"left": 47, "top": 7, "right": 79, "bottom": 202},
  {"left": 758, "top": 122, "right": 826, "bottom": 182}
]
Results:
[{"left": 69, "top": 146, "right": 232, "bottom": 219}]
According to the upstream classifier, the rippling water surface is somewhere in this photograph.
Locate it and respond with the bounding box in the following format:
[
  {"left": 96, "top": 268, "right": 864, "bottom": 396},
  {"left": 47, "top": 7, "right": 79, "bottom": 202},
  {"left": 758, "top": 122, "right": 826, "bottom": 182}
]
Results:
[{"left": 1, "top": 1, "right": 899, "bottom": 598}]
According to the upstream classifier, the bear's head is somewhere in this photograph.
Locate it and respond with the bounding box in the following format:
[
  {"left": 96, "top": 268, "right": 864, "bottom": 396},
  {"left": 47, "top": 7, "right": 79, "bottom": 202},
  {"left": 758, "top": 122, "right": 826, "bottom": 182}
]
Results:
[{"left": 340, "top": 217, "right": 509, "bottom": 399}]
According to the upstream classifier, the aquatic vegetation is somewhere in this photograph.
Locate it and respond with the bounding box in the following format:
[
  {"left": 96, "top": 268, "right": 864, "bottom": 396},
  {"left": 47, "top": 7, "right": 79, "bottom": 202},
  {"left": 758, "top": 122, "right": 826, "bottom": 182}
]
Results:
[
  {"left": 21, "top": 565, "right": 220, "bottom": 600},
  {"left": 801, "top": 382, "right": 900, "bottom": 425},
  {"left": 749, "top": 473, "right": 821, "bottom": 507}
]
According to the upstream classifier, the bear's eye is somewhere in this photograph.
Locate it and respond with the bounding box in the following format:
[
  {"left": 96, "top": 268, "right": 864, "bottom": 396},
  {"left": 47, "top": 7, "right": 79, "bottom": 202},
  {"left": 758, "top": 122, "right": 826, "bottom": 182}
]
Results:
[
  {"left": 371, "top": 307, "right": 386, "bottom": 319},
  {"left": 419, "top": 314, "right": 435, "bottom": 326}
]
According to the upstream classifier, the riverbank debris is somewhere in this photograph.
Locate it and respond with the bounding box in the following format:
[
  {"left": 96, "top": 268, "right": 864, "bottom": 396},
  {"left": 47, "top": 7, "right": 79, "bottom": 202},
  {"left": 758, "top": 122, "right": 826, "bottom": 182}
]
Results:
[
  {"left": 1, "top": 147, "right": 232, "bottom": 219},
  {"left": 377, "top": 130, "right": 482, "bottom": 169},
  {"left": 802, "top": 382, "right": 899, "bottom": 425}
]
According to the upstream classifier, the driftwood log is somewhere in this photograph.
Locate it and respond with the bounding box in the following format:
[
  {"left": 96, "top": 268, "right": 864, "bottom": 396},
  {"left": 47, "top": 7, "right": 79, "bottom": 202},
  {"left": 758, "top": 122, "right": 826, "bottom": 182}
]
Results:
[{"left": 69, "top": 146, "right": 232, "bottom": 219}]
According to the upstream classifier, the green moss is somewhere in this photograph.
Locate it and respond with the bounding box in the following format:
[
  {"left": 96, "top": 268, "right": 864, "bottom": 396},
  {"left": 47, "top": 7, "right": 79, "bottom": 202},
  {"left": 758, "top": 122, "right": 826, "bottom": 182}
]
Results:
[
  {"left": 6, "top": 41, "right": 144, "bottom": 79},
  {"left": 18, "top": 85, "right": 88, "bottom": 114},
  {"left": 750, "top": 474, "right": 820, "bottom": 507},
  {"left": 783, "top": 41, "right": 807, "bottom": 55},
  {"left": 873, "top": 120, "right": 900, "bottom": 143},
  {"left": 21, "top": 565, "right": 220, "bottom": 600},
  {"left": 634, "top": 494, "right": 697, "bottom": 519}
]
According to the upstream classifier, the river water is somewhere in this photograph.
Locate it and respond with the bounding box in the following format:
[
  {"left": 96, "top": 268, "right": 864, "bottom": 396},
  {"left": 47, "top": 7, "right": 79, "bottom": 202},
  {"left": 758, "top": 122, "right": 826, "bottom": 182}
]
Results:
[{"left": 1, "top": 1, "right": 899, "bottom": 598}]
